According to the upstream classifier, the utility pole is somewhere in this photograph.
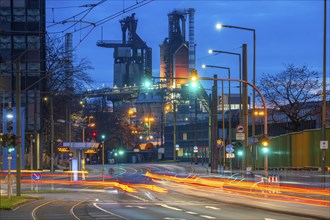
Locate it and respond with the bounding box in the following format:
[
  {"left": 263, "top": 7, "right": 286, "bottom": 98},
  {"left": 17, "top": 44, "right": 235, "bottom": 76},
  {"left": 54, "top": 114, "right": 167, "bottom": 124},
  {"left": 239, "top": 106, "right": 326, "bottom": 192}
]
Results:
[
  {"left": 15, "top": 60, "right": 21, "bottom": 196},
  {"left": 242, "top": 44, "right": 249, "bottom": 173},
  {"left": 321, "top": 0, "right": 327, "bottom": 177},
  {"left": 173, "top": 101, "right": 177, "bottom": 161},
  {"left": 211, "top": 74, "right": 218, "bottom": 173}
]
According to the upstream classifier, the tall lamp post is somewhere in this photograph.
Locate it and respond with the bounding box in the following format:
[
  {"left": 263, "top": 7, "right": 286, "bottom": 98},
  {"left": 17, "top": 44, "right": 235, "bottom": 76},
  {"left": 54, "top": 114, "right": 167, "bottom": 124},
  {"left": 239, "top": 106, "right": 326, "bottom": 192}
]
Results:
[
  {"left": 216, "top": 23, "right": 257, "bottom": 170},
  {"left": 321, "top": 0, "right": 327, "bottom": 177},
  {"left": 202, "top": 64, "right": 232, "bottom": 173},
  {"left": 208, "top": 49, "right": 242, "bottom": 121}
]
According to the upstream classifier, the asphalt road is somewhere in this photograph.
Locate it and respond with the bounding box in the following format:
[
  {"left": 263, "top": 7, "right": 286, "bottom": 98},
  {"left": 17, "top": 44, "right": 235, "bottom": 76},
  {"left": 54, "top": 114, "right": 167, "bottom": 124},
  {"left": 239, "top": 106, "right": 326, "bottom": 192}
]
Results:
[{"left": 1, "top": 163, "right": 329, "bottom": 220}]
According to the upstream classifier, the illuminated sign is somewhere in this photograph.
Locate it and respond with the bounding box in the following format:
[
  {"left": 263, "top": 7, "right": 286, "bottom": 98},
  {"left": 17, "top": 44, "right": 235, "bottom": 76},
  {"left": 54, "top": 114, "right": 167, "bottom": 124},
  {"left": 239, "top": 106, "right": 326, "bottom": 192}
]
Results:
[
  {"left": 58, "top": 147, "right": 69, "bottom": 153},
  {"left": 85, "top": 149, "right": 97, "bottom": 154}
]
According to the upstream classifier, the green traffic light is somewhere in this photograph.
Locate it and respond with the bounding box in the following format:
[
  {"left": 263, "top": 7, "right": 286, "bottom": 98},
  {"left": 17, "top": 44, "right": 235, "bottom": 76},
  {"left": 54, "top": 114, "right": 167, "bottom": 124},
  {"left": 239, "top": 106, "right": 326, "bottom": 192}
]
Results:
[
  {"left": 262, "top": 147, "right": 269, "bottom": 154},
  {"left": 237, "top": 150, "right": 243, "bottom": 156},
  {"left": 118, "top": 150, "right": 124, "bottom": 155},
  {"left": 101, "top": 134, "right": 105, "bottom": 140},
  {"left": 190, "top": 81, "right": 198, "bottom": 88},
  {"left": 8, "top": 147, "right": 15, "bottom": 153}
]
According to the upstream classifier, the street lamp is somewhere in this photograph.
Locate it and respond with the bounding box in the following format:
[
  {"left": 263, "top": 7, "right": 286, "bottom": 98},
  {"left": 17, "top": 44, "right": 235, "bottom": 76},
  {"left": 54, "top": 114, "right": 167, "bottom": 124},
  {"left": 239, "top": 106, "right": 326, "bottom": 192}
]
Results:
[
  {"left": 215, "top": 23, "right": 258, "bottom": 169},
  {"left": 202, "top": 64, "right": 232, "bottom": 173},
  {"left": 208, "top": 49, "right": 242, "bottom": 120}
]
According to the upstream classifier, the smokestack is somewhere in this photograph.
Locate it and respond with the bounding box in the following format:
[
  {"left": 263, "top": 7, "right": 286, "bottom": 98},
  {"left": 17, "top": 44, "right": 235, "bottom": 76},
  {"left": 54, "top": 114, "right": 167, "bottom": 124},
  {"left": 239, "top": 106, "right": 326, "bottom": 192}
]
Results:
[{"left": 188, "top": 8, "right": 196, "bottom": 71}]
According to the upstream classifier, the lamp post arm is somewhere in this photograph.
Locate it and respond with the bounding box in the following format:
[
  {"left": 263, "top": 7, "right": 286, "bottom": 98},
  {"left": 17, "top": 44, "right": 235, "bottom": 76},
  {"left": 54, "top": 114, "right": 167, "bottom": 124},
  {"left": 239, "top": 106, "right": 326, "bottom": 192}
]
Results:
[
  {"left": 222, "top": 25, "right": 255, "bottom": 33},
  {"left": 211, "top": 50, "right": 240, "bottom": 57},
  {"left": 204, "top": 65, "right": 230, "bottom": 71}
]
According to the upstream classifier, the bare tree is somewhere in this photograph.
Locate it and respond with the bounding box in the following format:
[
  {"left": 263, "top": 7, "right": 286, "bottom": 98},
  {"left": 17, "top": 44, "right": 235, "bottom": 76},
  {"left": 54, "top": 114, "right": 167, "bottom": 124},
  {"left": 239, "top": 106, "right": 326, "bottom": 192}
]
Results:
[
  {"left": 258, "top": 64, "right": 323, "bottom": 132},
  {"left": 45, "top": 34, "right": 94, "bottom": 94}
]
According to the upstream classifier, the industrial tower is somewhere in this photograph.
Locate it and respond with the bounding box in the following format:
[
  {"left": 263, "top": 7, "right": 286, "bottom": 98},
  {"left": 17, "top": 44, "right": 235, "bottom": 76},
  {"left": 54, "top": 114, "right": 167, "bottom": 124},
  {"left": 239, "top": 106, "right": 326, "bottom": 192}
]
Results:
[
  {"left": 160, "top": 8, "right": 195, "bottom": 89},
  {"left": 96, "top": 13, "right": 152, "bottom": 88}
]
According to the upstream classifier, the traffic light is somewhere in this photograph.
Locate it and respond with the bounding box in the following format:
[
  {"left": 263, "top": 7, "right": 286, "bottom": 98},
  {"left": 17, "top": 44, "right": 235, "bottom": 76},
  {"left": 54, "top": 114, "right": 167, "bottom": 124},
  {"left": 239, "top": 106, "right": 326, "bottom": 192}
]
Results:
[
  {"left": 189, "top": 69, "right": 199, "bottom": 89},
  {"left": 101, "top": 134, "right": 106, "bottom": 140},
  {"left": 7, "top": 134, "right": 17, "bottom": 153},
  {"left": 260, "top": 136, "right": 270, "bottom": 154},
  {"left": 92, "top": 131, "right": 97, "bottom": 138}
]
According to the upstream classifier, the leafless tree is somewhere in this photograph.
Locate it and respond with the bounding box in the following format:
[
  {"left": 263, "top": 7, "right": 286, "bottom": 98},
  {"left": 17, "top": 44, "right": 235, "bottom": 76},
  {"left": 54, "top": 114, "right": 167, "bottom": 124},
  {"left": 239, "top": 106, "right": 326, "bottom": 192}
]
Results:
[{"left": 258, "top": 64, "right": 323, "bottom": 132}]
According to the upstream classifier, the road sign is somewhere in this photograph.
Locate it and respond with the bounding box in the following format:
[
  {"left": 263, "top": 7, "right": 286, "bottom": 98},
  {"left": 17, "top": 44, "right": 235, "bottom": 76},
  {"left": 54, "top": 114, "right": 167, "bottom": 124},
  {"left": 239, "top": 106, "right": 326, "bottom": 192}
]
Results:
[
  {"left": 32, "top": 172, "right": 42, "bottom": 181},
  {"left": 236, "top": 133, "right": 245, "bottom": 140},
  {"left": 226, "top": 144, "right": 234, "bottom": 153},
  {"left": 193, "top": 146, "right": 198, "bottom": 153},
  {"left": 226, "top": 153, "right": 235, "bottom": 158},
  {"left": 236, "top": 125, "right": 244, "bottom": 133},
  {"left": 320, "top": 141, "right": 328, "bottom": 149}
]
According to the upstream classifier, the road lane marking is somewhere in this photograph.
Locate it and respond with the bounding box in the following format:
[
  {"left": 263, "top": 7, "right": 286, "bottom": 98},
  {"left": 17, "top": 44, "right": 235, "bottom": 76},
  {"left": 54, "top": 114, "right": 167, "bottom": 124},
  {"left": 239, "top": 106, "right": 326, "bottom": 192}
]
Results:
[
  {"left": 205, "top": 206, "right": 220, "bottom": 210},
  {"left": 93, "top": 203, "right": 128, "bottom": 220},
  {"left": 71, "top": 200, "right": 86, "bottom": 220},
  {"left": 160, "top": 204, "right": 182, "bottom": 211},
  {"left": 185, "top": 211, "right": 198, "bottom": 215},
  {"left": 200, "top": 215, "right": 216, "bottom": 219},
  {"left": 32, "top": 199, "right": 58, "bottom": 220},
  {"left": 125, "top": 192, "right": 148, "bottom": 201}
]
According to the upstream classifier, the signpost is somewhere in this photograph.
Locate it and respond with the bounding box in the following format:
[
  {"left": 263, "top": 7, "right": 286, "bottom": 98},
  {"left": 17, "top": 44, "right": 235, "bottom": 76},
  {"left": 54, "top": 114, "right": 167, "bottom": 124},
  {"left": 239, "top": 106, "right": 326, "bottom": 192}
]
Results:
[
  {"left": 226, "top": 144, "right": 235, "bottom": 175},
  {"left": 32, "top": 172, "right": 42, "bottom": 192},
  {"left": 236, "top": 125, "right": 245, "bottom": 141}
]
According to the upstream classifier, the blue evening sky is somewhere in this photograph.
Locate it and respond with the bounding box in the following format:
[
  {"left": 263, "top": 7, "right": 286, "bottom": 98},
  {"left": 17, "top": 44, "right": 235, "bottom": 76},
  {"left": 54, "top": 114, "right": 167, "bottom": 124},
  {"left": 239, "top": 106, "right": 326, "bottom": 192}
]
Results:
[{"left": 46, "top": 0, "right": 329, "bottom": 91}]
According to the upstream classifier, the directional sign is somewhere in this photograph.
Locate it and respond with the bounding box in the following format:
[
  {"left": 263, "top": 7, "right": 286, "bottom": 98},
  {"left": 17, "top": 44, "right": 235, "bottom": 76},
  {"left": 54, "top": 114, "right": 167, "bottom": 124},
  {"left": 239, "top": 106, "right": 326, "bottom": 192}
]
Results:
[
  {"left": 226, "top": 144, "right": 234, "bottom": 153},
  {"left": 32, "top": 172, "right": 42, "bottom": 181}
]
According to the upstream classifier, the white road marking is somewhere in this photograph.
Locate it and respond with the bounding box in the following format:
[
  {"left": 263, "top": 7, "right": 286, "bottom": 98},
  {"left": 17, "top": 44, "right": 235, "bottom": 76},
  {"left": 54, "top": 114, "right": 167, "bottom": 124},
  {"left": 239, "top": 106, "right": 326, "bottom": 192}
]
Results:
[
  {"left": 32, "top": 200, "right": 58, "bottom": 220},
  {"left": 164, "top": 218, "right": 186, "bottom": 220},
  {"left": 265, "top": 218, "right": 277, "bottom": 220},
  {"left": 125, "top": 192, "right": 149, "bottom": 201},
  {"left": 185, "top": 211, "right": 198, "bottom": 215},
  {"left": 160, "top": 204, "right": 182, "bottom": 211},
  {"left": 93, "top": 203, "right": 128, "bottom": 220},
  {"left": 70, "top": 200, "right": 86, "bottom": 220},
  {"left": 200, "top": 215, "right": 216, "bottom": 219},
  {"left": 205, "top": 206, "right": 220, "bottom": 210}
]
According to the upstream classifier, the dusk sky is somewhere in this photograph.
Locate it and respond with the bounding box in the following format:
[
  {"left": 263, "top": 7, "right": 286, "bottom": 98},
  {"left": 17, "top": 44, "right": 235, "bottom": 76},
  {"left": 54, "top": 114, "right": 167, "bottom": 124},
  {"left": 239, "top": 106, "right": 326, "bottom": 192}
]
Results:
[{"left": 46, "top": 0, "right": 329, "bottom": 92}]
